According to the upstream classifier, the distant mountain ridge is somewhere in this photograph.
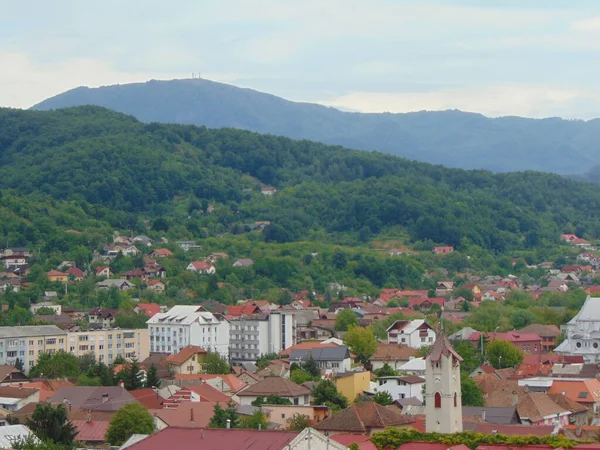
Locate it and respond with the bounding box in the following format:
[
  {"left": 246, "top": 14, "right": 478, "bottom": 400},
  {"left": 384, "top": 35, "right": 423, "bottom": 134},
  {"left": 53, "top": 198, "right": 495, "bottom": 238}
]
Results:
[{"left": 32, "top": 78, "right": 600, "bottom": 175}]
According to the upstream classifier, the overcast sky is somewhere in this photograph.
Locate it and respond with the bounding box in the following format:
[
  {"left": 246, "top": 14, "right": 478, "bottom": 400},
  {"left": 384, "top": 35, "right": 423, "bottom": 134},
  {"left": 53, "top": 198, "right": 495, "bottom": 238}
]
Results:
[{"left": 3, "top": 0, "right": 600, "bottom": 118}]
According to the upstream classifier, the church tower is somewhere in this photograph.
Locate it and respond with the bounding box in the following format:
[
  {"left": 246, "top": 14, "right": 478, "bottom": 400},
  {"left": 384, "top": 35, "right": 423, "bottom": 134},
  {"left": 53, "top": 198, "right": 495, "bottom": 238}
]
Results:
[{"left": 425, "top": 331, "right": 463, "bottom": 434}]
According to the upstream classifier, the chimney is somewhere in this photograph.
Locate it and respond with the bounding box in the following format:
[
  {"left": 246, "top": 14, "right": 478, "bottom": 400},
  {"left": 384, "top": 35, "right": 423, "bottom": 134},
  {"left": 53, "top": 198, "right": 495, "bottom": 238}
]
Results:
[
  {"left": 512, "top": 390, "right": 518, "bottom": 406},
  {"left": 226, "top": 419, "right": 231, "bottom": 429},
  {"left": 118, "top": 380, "right": 124, "bottom": 388},
  {"left": 86, "top": 414, "right": 91, "bottom": 423},
  {"left": 190, "top": 408, "right": 194, "bottom": 422},
  {"left": 102, "top": 393, "right": 109, "bottom": 404},
  {"left": 481, "top": 410, "right": 486, "bottom": 422}
]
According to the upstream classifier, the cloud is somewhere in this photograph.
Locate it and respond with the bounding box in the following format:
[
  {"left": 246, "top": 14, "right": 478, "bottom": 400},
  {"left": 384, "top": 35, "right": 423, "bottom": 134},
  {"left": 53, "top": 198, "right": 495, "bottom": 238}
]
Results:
[{"left": 317, "top": 84, "right": 600, "bottom": 119}]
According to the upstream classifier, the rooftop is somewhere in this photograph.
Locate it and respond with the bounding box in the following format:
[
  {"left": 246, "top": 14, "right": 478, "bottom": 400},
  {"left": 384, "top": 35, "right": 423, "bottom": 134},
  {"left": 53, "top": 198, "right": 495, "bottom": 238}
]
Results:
[
  {"left": 313, "top": 402, "right": 415, "bottom": 433},
  {"left": 237, "top": 376, "right": 310, "bottom": 398},
  {"left": 0, "top": 325, "right": 67, "bottom": 338}
]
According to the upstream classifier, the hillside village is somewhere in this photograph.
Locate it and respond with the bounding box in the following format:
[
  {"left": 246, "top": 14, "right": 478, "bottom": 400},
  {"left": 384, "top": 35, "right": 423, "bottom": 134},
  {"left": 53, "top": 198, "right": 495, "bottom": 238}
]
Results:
[{"left": 0, "top": 231, "right": 600, "bottom": 449}]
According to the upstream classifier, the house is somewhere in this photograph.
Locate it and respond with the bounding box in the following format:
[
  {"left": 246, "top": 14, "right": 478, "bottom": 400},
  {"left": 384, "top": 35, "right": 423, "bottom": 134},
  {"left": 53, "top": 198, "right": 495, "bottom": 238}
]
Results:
[
  {"left": 30, "top": 302, "right": 62, "bottom": 315},
  {"left": 461, "top": 406, "right": 521, "bottom": 425},
  {"left": 387, "top": 320, "right": 436, "bottom": 348},
  {"left": 95, "top": 279, "right": 134, "bottom": 291},
  {"left": 133, "top": 303, "right": 162, "bottom": 318},
  {"left": 72, "top": 419, "right": 110, "bottom": 446},
  {"left": 436, "top": 281, "right": 454, "bottom": 297},
  {"left": 147, "top": 279, "right": 166, "bottom": 293},
  {"left": 186, "top": 261, "right": 216, "bottom": 274},
  {"left": 47, "top": 270, "right": 68, "bottom": 283},
  {"left": 261, "top": 186, "right": 277, "bottom": 195},
  {"left": 50, "top": 386, "right": 138, "bottom": 412},
  {"left": 0, "top": 425, "right": 39, "bottom": 449},
  {"left": 370, "top": 343, "right": 417, "bottom": 371},
  {"left": 517, "top": 324, "right": 561, "bottom": 352},
  {"left": 0, "top": 386, "right": 39, "bottom": 411},
  {"left": 164, "top": 345, "right": 207, "bottom": 375},
  {"left": 150, "top": 402, "right": 223, "bottom": 430},
  {"left": 133, "top": 235, "right": 153, "bottom": 247},
  {"left": 313, "top": 402, "right": 416, "bottom": 435},
  {"left": 162, "top": 384, "right": 231, "bottom": 408},
  {"left": 0, "top": 366, "right": 29, "bottom": 385},
  {"left": 87, "top": 308, "right": 118, "bottom": 328},
  {"left": 175, "top": 241, "right": 201, "bottom": 252},
  {"left": 66, "top": 267, "right": 85, "bottom": 281},
  {"left": 397, "top": 357, "right": 426, "bottom": 376},
  {"left": 556, "top": 296, "right": 600, "bottom": 363},
  {"left": 207, "top": 252, "right": 229, "bottom": 264},
  {"left": 433, "top": 246, "right": 454, "bottom": 254},
  {"left": 236, "top": 376, "right": 311, "bottom": 406},
  {"left": 296, "top": 325, "right": 334, "bottom": 342},
  {"left": 375, "top": 375, "right": 425, "bottom": 402},
  {"left": 233, "top": 258, "right": 254, "bottom": 267},
  {"left": 467, "top": 331, "right": 543, "bottom": 354},
  {"left": 289, "top": 346, "right": 352, "bottom": 374},
  {"left": 335, "top": 371, "right": 370, "bottom": 402},
  {"left": 150, "top": 248, "right": 174, "bottom": 258},
  {"left": 94, "top": 266, "right": 112, "bottom": 278},
  {"left": 548, "top": 379, "right": 600, "bottom": 415},
  {"left": 409, "top": 297, "right": 444, "bottom": 310},
  {"left": 261, "top": 405, "right": 331, "bottom": 429}
]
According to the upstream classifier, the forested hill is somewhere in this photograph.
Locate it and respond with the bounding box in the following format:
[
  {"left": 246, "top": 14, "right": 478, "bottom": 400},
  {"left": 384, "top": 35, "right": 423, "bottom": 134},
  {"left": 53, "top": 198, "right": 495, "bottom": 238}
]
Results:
[
  {"left": 31, "top": 78, "right": 600, "bottom": 175},
  {"left": 1, "top": 105, "right": 600, "bottom": 253}
]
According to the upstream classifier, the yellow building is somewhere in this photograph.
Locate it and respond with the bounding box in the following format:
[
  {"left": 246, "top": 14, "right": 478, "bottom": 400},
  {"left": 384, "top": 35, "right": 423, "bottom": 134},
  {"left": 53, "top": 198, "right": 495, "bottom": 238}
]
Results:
[
  {"left": 335, "top": 371, "right": 371, "bottom": 402},
  {"left": 0, "top": 325, "right": 68, "bottom": 373},
  {"left": 47, "top": 270, "right": 68, "bottom": 283},
  {"left": 67, "top": 329, "right": 149, "bottom": 365},
  {"left": 261, "top": 404, "right": 330, "bottom": 428},
  {"left": 165, "top": 345, "right": 207, "bottom": 374}
]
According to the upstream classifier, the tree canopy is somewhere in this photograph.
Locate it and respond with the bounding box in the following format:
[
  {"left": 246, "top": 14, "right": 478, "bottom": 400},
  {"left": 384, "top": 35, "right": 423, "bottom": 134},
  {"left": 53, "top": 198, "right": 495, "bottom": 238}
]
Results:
[
  {"left": 106, "top": 403, "right": 155, "bottom": 445},
  {"left": 485, "top": 339, "right": 524, "bottom": 369}
]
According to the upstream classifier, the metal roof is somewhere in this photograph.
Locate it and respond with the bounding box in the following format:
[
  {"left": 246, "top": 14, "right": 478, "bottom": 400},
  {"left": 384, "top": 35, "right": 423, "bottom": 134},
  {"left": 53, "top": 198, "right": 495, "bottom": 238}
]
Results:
[
  {"left": 289, "top": 346, "right": 350, "bottom": 362},
  {"left": 0, "top": 325, "right": 67, "bottom": 338}
]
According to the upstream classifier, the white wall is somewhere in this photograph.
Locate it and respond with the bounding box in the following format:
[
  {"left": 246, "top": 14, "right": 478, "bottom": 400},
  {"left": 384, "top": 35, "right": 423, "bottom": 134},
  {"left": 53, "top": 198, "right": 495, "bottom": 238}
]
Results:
[{"left": 376, "top": 379, "right": 424, "bottom": 401}]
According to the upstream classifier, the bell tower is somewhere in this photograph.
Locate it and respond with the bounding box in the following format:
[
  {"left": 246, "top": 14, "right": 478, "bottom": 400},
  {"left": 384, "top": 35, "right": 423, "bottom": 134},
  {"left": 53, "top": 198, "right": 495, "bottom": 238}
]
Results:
[{"left": 425, "top": 331, "right": 463, "bottom": 434}]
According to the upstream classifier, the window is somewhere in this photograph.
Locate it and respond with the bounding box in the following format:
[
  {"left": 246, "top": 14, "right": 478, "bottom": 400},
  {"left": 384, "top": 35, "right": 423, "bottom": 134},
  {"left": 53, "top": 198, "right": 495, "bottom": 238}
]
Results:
[
  {"left": 401, "top": 338, "right": 406, "bottom": 343},
  {"left": 79, "top": 336, "right": 88, "bottom": 341},
  {"left": 429, "top": 337, "right": 434, "bottom": 342},
  {"left": 434, "top": 392, "right": 441, "bottom": 408},
  {"left": 454, "top": 393, "right": 457, "bottom": 407},
  {"left": 7, "top": 351, "right": 16, "bottom": 358},
  {"left": 29, "top": 350, "right": 34, "bottom": 356},
  {"left": 59, "top": 339, "right": 64, "bottom": 344},
  {"left": 124, "top": 332, "right": 134, "bottom": 339},
  {"left": 421, "top": 338, "right": 426, "bottom": 342},
  {"left": 46, "top": 339, "right": 56, "bottom": 345},
  {"left": 577, "top": 342, "right": 582, "bottom": 348},
  {"left": 37, "top": 340, "right": 42, "bottom": 346},
  {"left": 28, "top": 340, "right": 33, "bottom": 346},
  {"left": 281, "top": 414, "right": 285, "bottom": 419}
]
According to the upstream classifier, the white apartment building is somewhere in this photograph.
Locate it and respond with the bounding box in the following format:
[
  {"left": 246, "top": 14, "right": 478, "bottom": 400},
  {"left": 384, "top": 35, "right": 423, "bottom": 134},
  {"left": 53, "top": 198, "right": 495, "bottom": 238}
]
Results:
[
  {"left": 147, "top": 305, "right": 230, "bottom": 358},
  {"left": 387, "top": 319, "right": 436, "bottom": 349},
  {"left": 230, "top": 311, "right": 296, "bottom": 362}
]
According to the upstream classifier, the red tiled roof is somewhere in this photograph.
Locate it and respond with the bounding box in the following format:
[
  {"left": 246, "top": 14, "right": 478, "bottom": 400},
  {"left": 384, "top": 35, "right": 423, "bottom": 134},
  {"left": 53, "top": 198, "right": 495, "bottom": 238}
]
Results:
[
  {"left": 67, "top": 267, "right": 85, "bottom": 277},
  {"left": 548, "top": 379, "right": 600, "bottom": 405},
  {"left": 125, "top": 426, "right": 298, "bottom": 450},
  {"left": 47, "top": 270, "right": 67, "bottom": 277},
  {"left": 237, "top": 376, "right": 309, "bottom": 398},
  {"left": 173, "top": 374, "right": 247, "bottom": 393},
  {"left": 72, "top": 420, "right": 109, "bottom": 443},
  {"left": 313, "top": 402, "right": 415, "bottom": 433},
  {"left": 187, "top": 384, "right": 232, "bottom": 403},
  {"left": 371, "top": 343, "right": 417, "bottom": 361},
  {"left": 149, "top": 402, "right": 222, "bottom": 428},
  {"left": 409, "top": 297, "right": 444, "bottom": 308},
  {"left": 467, "top": 331, "right": 542, "bottom": 344},
  {"left": 189, "top": 261, "right": 214, "bottom": 270},
  {"left": 165, "top": 345, "right": 207, "bottom": 366},
  {"left": 398, "top": 443, "right": 448, "bottom": 450},
  {"left": 130, "top": 388, "right": 165, "bottom": 409},
  {"left": 153, "top": 248, "right": 174, "bottom": 257},
  {"left": 227, "top": 305, "right": 262, "bottom": 316},
  {"left": 136, "top": 302, "right": 161, "bottom": 317},
  {"left": 331, "top": 434, "right": 377, "bottom": 450}
]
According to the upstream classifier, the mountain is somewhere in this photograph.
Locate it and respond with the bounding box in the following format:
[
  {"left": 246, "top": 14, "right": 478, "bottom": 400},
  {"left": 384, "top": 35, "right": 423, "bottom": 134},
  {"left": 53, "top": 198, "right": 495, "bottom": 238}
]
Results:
[
  {"left": 31, "top": 78, "right": 600, "bottom": 175},
  {"left": 2, "top": 105, "right": 600, "bottom": 254}
]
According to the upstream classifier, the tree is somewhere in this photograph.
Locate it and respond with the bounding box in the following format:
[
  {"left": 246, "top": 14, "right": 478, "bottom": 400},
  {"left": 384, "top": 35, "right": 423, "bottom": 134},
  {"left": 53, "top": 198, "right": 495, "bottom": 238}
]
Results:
[
  {"left": 287, "top": 413, "right": 313, "bottom": 431},
  {"left": 14, "top": 358, "right": 24, "bottom": 372},
  {"left": 461, "top": 373, "right": 485, "bottom": 406},
  {"left": 452, "top": 287, "right": 473, "bottom": 302},
  {"left": 239, "top": 410, "right": 268, "bottom": 430},
  {"left": 29, "top": 351, "right": 81, "bottom": 379},
  {"left": 26, "top": 403, "right": 77, "bottom": 447},
  {"left": 121, "top": 358, "right": 144, "bottom": 391},
  {"left": 311, "top": 380, "right": 348, "bottom": 411},
  {"left": 255, "top": 353, "right": 279, "bottom": 371},
  {"left": 372, "top": 391, "right": 393, "bottom": 406},
  {"left": 76, "top": 374, "right": 101, "bottom": 386},
  {"left": 106, "top": 402, "right": 155, "bottom": 446},
  {"left": 145, "top": 363, "right": 161, "bottom": 389},
  {"left": 251, "top": 395, "right": 293, "bottom": 407},
  {"left": 301, "top": 354, "right": 321, "bottom": 378},
  {"left": 373, "top": 363, "right": 397, "bottom": 378},
  {"left": 453, "top": 341, "right": 483, "bottom": 375},
  {"left": 202, "top": 351, "right": 230, "bottom": 374},
  {"left": 35, "top": 307, "right": 57, "bottom": 316},
  {"left": 343, "top": 325, "right": 377, "bottom": 366},
  {"left": 290, "top": 368, "right": 319, "bottom": 385},
  {"left": 114, "top": 311, "right": 148, "bottom": 329},
  {"left": 416, "top": 345, "right": 432, "bottom": 358},
  {"left": 11, "top": 436, "right": 65, "bottom": 450},
  {"left": 77, "top": 352, "right": 96, "bottom": 373},
  {"left": 335, "top": 309, "right": 358, "bottom": 331},
  {"left": 485, "top": 339, "right": 524, "bottom": 369},
  {"left": 208, "top": 402, "right": 240, "bottom": 428}
]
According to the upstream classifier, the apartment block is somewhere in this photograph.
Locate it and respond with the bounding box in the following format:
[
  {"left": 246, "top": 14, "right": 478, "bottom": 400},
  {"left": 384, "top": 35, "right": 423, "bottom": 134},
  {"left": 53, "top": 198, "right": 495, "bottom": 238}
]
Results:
[
  {"left": 0, "top": 326, "right": 68, "bottom": 372},
  {"left": 230, "top": 311, "right": 296, "bottom": 362},
  {"left": 147, "top": 305, "right": 230, "bottom": 358},
  {"left": 67, "top": 329, "right": 149, "bottom": 365}
]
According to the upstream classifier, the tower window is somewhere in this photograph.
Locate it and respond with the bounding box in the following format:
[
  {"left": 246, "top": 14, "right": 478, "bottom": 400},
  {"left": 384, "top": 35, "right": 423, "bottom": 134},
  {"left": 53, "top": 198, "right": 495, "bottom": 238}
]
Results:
[
  {"left": 454, "top": 393, "right": 457, "bottom": 407},
  {"left": 434, "top": 392, "right": 441, "bottom": 408}
]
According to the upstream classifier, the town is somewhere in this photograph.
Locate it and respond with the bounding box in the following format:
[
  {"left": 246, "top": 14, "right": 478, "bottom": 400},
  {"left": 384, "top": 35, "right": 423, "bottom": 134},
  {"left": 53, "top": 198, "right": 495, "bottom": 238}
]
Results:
[{"left": 0, "top": 231, "right": 598, "bottom": 450}]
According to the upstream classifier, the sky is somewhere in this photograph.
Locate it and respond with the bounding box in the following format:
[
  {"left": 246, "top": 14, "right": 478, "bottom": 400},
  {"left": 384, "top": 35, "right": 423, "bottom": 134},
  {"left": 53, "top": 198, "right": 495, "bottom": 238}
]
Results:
[{"left": 3, "top": 0, "right": 600, "bottom": 118}]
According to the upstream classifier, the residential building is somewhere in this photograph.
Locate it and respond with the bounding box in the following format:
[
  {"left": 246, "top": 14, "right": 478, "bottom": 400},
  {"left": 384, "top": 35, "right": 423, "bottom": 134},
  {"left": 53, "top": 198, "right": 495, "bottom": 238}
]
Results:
[
  {"left": 175, "top": 241, "right": 201, "bottom": 252},
  {"left": 185, "top": 261, "right": 216, "bottom": 274},
  {"left": 233, "top": 258, "right": 254, "bottom": 267},
  {"left": 289, "top": 346, "right": 351, "bottom": 374},
  {"left": 0, "top": 325, "right": 68, "bottom": 372},
  {"left": 467, "top": 331, "right": 543, "bottom": 354},
  {"left": 261, "top": 186, "right": 276, "bottom": 195},
  {"left": 433, "top": 246, "right": 454, "bottom": 254},
  {"left": 87, "top": 308, "right": 118, "bottom": 328},
  {"left": 335, "top": 371, "right": 370, "bottom": 402},
  {"left": 236, "top": 376, "right": 311, "bottom": 406},
  {"left": 164, "top": 345, "right": 207, "bottom": 375},
  {"left": 50, "top": 386, "right": 137, "bottom": 413},
  {"left": 30, "top": 302, "right": 62, "bottom": 315},
  {"left": 230, "top": 311, "right": 296, "bottom": 362},
  {"left": 398, "top": 357, "right": 426, "bottom": 376},
  {"left": 96, "top": 279, "right": 134, "bottom": 291},
  {"left": 548, "top": 379, "right": 600, "bottom": 415},
  {"left": 72, "top": 419, "right": 110, "bottom": 446},
  {"left": 67, "top": 329, "right": 149, "bottom": 365},
  {"left": 133, "top": 303, "right": 162, "bottom": 318},
  {"left": 387, "top": 320, "right": 436, "bottom": 348},
  {"left": 556, "top": 295, "right": 600, "bottom": 363},
  {"left": 517, "top": 324, "right": 561, "bottom": 352},
  {"left": 0, "top": 386, "right": 39, "bottom": 411},
  {"left": 436, "top": 281, "right": 454, "bottom": 297},
  {"left": 314, "top": 402, "right": 415, "bottom": 436},
  {"left": 147, "top": 280, "right": 166, "bottom": 293},
  {"left": 376, "top": 375, "right": 425, "bottom": 402},
  {"left": 95, "top": 266, "right": 112, "bottom": 278},
  {"left": 47, "top": 270, "right": 68, "bottom": 283},
  {"left": 147, "top": 305, "right": 230, "bottom": 357},
  {"left": 150, "top": 248, "right": 174, "bottom": 258},
  {"left": 0, "top": 425, "right": 39, "bottom": 449},
  {"left": 261, "top": 405, "right": 330, "bottom": 429},
  {"left": 0, "top": 365, "right": 29, "bottom": 385},
  {"left": 371, "top": 343, "right": 417, "bottom": 371},
  {"left": 1, "top": 248, "right": 30, "bottom": 268},
  {"left": 66, "top": 267, "right": 85, "bottom": 281}
]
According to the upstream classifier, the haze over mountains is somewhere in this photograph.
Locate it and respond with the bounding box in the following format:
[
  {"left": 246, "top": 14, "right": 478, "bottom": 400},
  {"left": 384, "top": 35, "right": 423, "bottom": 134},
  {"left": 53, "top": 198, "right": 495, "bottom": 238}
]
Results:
[{"left": 32, "top": 79, "right": 600, "bottom": 177}]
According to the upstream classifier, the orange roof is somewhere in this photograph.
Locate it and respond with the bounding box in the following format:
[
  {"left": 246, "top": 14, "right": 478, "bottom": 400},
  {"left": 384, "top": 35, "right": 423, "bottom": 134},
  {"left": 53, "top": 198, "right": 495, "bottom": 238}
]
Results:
[
  {"left": 136, "top": 302, "right": 161, "bottom": 317},
  {"left": 165, "top": 345, "right": 207, "bottom": 366},
  {"left": 173, "top": 374, "right": 247, "bottom": 393},
  {"left": 47, "top": 270, "right": 67, "bottom": 277},
  {"left": 153, "top": 248, "right": 174, "bottom": 257},
  {"left": 279, "top": 341, "right": 339, "bottom": 357},
  {"left": 187, "top": 384, "right": 232, "bottom": 403},
  {"left": 149, "top": 402, "right": 222, "bottom": 428},
  {"left": 227, "top": 305, "right": 262, "bottom": 316},
  {"left": 130, "top": 388, "right": 166, "bottom": 409},
  {"left": 13, "top": 380, "right": 74, "bottom": 401},
  {"left": 548, "top": 379, "right": 600, "bottom": 404}
]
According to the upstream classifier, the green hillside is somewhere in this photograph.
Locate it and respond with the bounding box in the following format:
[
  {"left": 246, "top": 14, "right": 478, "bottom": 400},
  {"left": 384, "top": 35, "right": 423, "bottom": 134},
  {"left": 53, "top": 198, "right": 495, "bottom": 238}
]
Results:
[{"left": 1, "top": 106, "right": 599, "bottom": 254}]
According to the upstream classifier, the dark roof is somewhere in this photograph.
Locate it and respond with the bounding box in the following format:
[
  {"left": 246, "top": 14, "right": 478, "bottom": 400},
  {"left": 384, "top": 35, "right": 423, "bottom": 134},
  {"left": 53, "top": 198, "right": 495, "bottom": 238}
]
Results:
[
  {"left": 50, "top": 386, "right": 136, "bottom": 412},
  {"left": 125, "top": 427, "right": 298, "bottom": 450},
  {"left": 461, "top": 406, "right": 520, "bottom": 425},
  {"left": 395, "top": 397, "right": 423, "bottom": 408},
  {"left": 428, "top": 331, "right": 463, "bottom": 363},
  {"left": 88, "top": 308, "right": 118, "bottom": 319},
  {"left": 237, "top": 376, "right": 310, "bottom": 397},
  {"left": 289, "top": 346, "right": 350, "bottom": 362},
  {"left": 0, "top": 386, "right": 38, "bottom": 399},
  {"left": 0, "top": 365, "right": 28, "bottom": 383},
  {"left": 313, "top": 402, "right": 415, "bottom": 432},
  {"left": 140, "top": 353, "right": 171, "bottom": 378}
]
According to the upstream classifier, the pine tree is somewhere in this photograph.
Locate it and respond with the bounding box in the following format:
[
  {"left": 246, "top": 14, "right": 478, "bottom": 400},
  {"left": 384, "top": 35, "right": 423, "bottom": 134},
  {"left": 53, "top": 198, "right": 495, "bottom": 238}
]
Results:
[
  {"left": 145, "top": 363, "right": 160, "bottom": 389},
  {"left": 123, "top": 358, "right": 143, "bottom": 391},
  {"left": 14, "top": 358, "right": 24, "bottom": 372}
]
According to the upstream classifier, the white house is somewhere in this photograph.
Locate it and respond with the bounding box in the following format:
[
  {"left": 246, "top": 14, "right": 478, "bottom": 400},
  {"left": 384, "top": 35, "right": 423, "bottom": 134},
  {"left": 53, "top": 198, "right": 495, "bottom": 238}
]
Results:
[
  {"left": 289, "top": 346, "right": 351, "bottom": 374},
  {"left": 0, "top": 387, "right": 40, "bottom": 412},
  {"left": 229, "top": 311, "right": 296, "bottom": 362},
  {"left": 147, "top": 305, "right": 230, "bottom": 357},
  {"left": 376, "top": 375, "right": 425, "bottom": 401},
  {"left": 30, "top": 302, "right": 62, "bottom": 315},
  {"left": 397, "top": 357, "right": 426, "bottom": 376},
  {"left": 186, "top": 261, "right": 216, "bottom": 275},
  {"left": 387, "top": 320, "right": 436, "bottom": 348},
  {"left": 556, "top": 295, "right": 600, "bottom": 363},
  {"left": 0, "top": 425, "right": 39, "bottom": 449}
]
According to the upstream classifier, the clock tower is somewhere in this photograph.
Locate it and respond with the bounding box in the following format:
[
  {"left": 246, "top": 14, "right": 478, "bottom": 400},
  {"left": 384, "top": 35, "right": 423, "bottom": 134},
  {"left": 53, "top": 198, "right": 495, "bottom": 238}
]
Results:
[{"left": 425, "top": 331, "right": 463, "bottom": 433}]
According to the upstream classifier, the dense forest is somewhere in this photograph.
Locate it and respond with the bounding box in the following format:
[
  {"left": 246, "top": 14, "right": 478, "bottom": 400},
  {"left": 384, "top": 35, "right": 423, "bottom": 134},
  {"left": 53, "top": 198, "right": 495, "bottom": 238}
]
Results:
[
  {"left": 1, "top": 106, "right": 600, "bottom": 255},
  {"left": 32, "top": 78, "right": 600, "bottom": 175}
]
